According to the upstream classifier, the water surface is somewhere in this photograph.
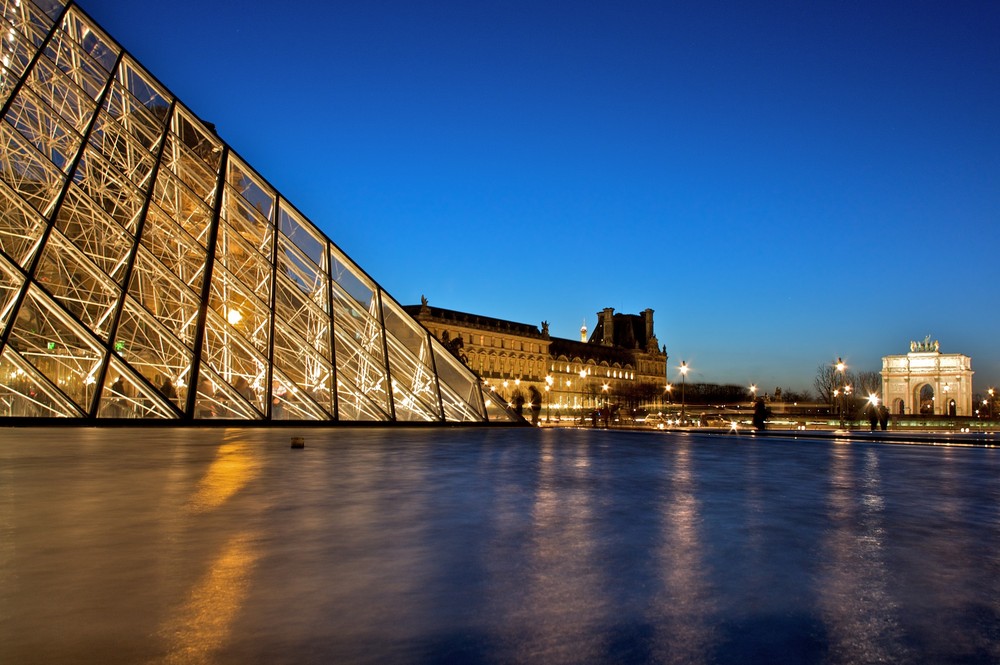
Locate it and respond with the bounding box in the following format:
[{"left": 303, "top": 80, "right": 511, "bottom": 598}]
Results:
[{"left": 1, "top": 427, "right": 998, "bottom": 664}]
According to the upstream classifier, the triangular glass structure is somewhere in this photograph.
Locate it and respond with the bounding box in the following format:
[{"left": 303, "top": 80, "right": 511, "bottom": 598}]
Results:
[{"left": 0, "top": 0, "right": 517, "bottom": 424}]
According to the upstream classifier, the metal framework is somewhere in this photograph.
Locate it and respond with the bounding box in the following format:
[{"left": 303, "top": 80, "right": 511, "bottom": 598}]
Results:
[{"left": 0, "top": 0, "right": 516, "bottom": 423}]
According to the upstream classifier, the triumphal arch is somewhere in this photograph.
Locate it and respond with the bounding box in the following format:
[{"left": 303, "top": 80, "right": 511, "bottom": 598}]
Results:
[{"left": 881, "top": 338, "right": 974, "bottom": 416}]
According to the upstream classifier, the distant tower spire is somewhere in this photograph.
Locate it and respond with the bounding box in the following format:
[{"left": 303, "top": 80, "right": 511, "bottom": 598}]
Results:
[{"left": 580, "top": 319, "right": 588, "bottom": 343}]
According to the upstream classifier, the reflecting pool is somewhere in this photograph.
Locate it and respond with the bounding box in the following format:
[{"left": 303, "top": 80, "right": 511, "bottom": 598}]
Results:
[{"left": 1, "top": 427, "right": 998, "bottom": 664}]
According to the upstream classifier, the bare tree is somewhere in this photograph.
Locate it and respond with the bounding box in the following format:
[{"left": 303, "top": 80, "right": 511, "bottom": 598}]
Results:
[
  {"left": 814, "top": 364, "right": 839, "bottom": 404},
  {"left": 855, "top": 370, "right": 882, "bottom": 396}
]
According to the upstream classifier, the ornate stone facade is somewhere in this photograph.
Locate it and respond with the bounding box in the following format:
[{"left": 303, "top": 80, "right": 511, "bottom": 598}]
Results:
[
  {"left": 881, "top": 338, "right": 974, "bottom": 416},
  {"left": 404, "top": 302, "right": 669, "bottom": 419}
]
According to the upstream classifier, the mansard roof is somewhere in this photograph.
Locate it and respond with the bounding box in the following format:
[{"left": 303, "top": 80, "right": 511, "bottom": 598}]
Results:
[{"left": 403, "top": 304, "right": 546, "bottom": 339}]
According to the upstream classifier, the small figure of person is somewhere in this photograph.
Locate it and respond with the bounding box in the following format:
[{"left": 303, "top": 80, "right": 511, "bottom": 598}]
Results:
[
  {"left": 878, "top": 404, "right": 890, "bottom": 431},
  {"left": 159, "top": 376, "right": 177, "bottom": 404},
  {"left": 271, "top": 381, "right": 287, "bottom": 420},
  {"left": 109, "top": 376, "right": 126, "bottom": 417},
  {"left": 513, "top": 392, "right": 525, "bottom": 417},
  {"left": 528, "top": 386, "right": 542, "bottom": 426},
  {"left": 752, "top": 397, "right": 768, "bottom": 431},
  {"left": 196, "top": 378, "right": 216, "bottom": 418},
  {"left": 234, "top": 376, "right": 256, "bottom": 404},
  {"left": 867, "top": 403, "right": 878, "bottom": 432}
]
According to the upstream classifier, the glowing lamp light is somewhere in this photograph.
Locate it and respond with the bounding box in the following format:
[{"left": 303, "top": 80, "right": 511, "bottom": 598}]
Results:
[
  {"left": 227, "top": 308, "right": 243, "bottom": 325},
  {"left": 867, "top": 394, "right": 880, "bottom": 406}
]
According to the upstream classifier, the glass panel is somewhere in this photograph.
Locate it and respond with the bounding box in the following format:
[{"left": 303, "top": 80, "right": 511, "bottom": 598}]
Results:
[
  {"left": 214, "top": 217, "right": 272, "bottom": 302},
  {"left": 59, "top": 7, "right": 117, "bottom": 74},
  {"left": 193, "top": 361, "right": 262, "bottom": 420},
  {"left": 103, "top": 75, "right": 168, "bottom": 151},
  {"left": 0, "top": 178, "right": 47, "bottom": 267},
  {"left": 44, "top": 17, "right": 110, "bottom": 100},
  {"left": 127, "top": 246, "right": 201, "bottom": 347},
  {"left": 29, "top": 1, "right": 63, "bottom": 21},
  {"left": 34, "top": 229, "right": 120, "bottom": 338},
  {"left": 386, "top": 335, "right": 441, "bottom": 422},
  {"left": 228, "top": 155, "right": 273, "bottom": 223},
  {"left": 150, "top": 166, "right": 214, "bottom": 247},
  {"left": 277, "top": 234, "right": 327, "bottom": 315},
  {"left": 483, "top": 386, "right": 516, "bottom": 423},
  {"left": 171, "top": 105, "right": 221, "bottom": 175},
  {"left": 88, "top": 108, "right": 158, "bottom": 190},
  {"left": 272, "top": 323, "right": 333, "bottom": 417},
  {"left": 0, "top": 2, "right": 54, "bottom": 104},
  {"left": 331, "top": 282, "right": 391, "bottom": 417},
  {"left": 381, "top": 296, "right": 441, "bottom": 421},
  {"left": 330, "top": 244, "right": 376, "bottom": 310},
  {"left": 113, "top": 296, "right": 193, "bottom": 409},
  {"left": 221, "top": 184, "right": 272, "bottom": 258},
  {"left": 138, "top": 204, "right": 207, "bottom": 296},
  {"left": 96, "top": 354, "right": 177, "bottom": 419},
  {"left": 0, "top": 346, "right": 82, "bottom": 417},
  {"left": 161, "top": 131, "right": 218, "bottom": 207},
  {"left": 0, "top": 250, "right": 25, "bottom": 330},
  {"left": 279, "top": 203, "right": 324, "bottom": 268},
  {"left": 432, "top": 342, "right": 488, "bottom": 422},
  {"left": 269, "top": 366, "right": 327, "bottom": 421},
  {"left": 207, "top": 263, "right": 271, "bottom": 356},
  {"left": 54, "top": 183, "right": 134, "bottom": 282},
  {"left": 5, "top": 83, "right": 81, "bottom": 172},
  {"left": 335, "top": 372, "right": 390, "bottom": 421},
  {"left": 72, "top": 144, "right": 147, "bottom": 231},
  {"left": 200, "top": 307, "right": 268, "bottom": 406},
  {"left": 25, "top": 50, "right": 97, "bottom": 136},
  {"left": 274, "top": 267, "right": 330, "bottom": 361},
  {"left": 0, "top": 119, "right": 65, "bottom": 215},
  {"left": 116, "top": 56, "right": 168, "bottom": 118},
  {"left": 6, "top": 283, "right": 104, "bottom": 412}
]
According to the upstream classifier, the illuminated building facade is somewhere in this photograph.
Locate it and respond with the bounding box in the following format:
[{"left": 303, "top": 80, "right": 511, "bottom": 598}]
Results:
[
  {"left": 881, "top": 338, "right": 974, "bottom": 417},
  {"left": 406, "top": 302, "right": 669, "bottom": 418},
  {"left": 0, "top": 0, "right": 515, "bottom": 424}
]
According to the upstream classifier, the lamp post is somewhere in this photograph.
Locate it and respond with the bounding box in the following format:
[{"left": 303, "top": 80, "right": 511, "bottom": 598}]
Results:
[
  {"left": 679, "top": 361, "right": 689, "bottom": 424},
  {"left": 835, "top": 357, "right": 846, "bottom": 428},
  {"left": 749, "top": 383, "right": 757, "bottom": 405},
  {"left": 989, "top": 388, "right": 995, "bottom": 420},
  {"left": 545, "top": 375, "right": 553, "bottom": 422}
]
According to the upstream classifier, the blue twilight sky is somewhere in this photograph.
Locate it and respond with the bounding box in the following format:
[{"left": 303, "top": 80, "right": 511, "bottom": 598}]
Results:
[{"left": 79, "top": 0, "right": 999, "bottom": 393}]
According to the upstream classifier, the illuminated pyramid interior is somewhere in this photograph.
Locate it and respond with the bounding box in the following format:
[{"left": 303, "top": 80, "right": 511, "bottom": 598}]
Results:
[{"left": 0, "top": 0, "right": 516, "bottom": 423}]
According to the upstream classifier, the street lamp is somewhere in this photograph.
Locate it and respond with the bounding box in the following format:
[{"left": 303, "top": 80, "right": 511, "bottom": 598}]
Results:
[
  {"left": 749, "top": 383, "right": 757, "bottom": 404},
  {"left": 835, "top": 357, "right": 847, "bottom": 428},
  {"left": 989, "top": 388, "right": 995, "bottom": 420},
  {"left": 679, "top": 361, "right": 689, "bottom": 424}
]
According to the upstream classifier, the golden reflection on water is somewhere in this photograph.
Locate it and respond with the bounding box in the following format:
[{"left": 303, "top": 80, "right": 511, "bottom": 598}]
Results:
[
  {"left": 654, "top": 443, "right": 714, "bottom": 664},
  {"left": 155, "top": 530, "right": 260, "bottom": 665},
  {"left": 156, "top": 430, "right": 262, "bottom": 663},
  {"left": 187, "top": 431, "right": 261, "bottom": 514}
]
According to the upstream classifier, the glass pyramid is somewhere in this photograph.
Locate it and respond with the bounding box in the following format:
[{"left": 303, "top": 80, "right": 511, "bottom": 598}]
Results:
[{"left": 0, "top": 0, "right": 517, "bottom": 423}]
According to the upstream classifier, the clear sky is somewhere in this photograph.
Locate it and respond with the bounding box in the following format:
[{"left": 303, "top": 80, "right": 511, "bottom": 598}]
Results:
[{"left": 79, "top": 0, "right": 1000, "bottom": 393}]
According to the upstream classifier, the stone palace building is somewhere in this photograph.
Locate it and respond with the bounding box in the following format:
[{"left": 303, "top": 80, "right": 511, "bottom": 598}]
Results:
[{"left": 404, "top": 300, "right": 669, "bottom": 419}]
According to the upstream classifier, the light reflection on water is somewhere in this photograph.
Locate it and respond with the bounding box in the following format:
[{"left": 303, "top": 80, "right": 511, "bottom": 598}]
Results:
[{"left": 1, "top": 427, "right": 999, "bottom": 664}]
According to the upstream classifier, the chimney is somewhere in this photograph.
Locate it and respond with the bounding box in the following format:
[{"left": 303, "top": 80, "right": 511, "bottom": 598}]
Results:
[
  {"left": 643, "top": 309, "right": 654, "bottom": 343},
  {"left": 601, "top": 308, "right": 615, "bottom": 346}
]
